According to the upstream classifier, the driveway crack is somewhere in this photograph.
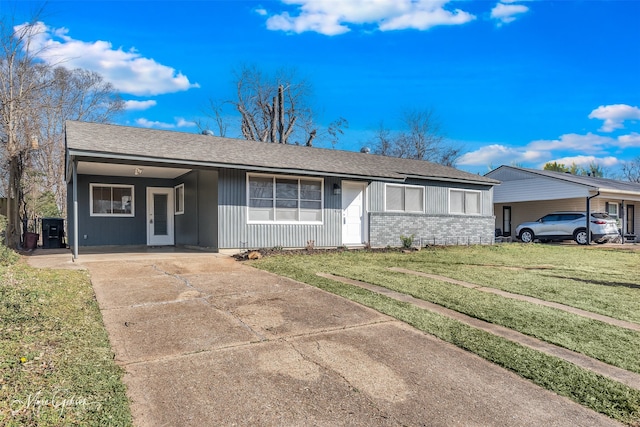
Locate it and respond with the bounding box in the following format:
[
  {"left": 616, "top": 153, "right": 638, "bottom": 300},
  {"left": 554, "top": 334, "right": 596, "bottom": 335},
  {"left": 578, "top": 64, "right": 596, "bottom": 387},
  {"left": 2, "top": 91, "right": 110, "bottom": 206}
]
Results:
[{"left": 287, "top": 340, "right": 399, "bottom": 424}]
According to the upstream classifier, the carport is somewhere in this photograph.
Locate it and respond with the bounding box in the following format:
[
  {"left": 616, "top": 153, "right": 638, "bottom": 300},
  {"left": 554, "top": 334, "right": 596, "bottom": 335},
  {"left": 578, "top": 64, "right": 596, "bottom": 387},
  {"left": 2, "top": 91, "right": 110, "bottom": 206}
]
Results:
[{"left": 487, "top": 166, "right": 640, "bottom": 243}]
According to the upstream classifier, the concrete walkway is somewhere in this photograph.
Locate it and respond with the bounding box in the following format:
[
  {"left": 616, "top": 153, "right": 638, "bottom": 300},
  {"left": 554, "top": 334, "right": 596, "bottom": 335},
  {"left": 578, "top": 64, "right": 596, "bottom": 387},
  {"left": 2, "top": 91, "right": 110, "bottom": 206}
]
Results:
[
  {"left": 27, "top": 250, "right": 621, "bottom": 426},
  {"left": 390, "top": 267, "right": 640, "bottom": 332},
  {"left": 318, "top": 272, "right": 640, "bottom": 390}
]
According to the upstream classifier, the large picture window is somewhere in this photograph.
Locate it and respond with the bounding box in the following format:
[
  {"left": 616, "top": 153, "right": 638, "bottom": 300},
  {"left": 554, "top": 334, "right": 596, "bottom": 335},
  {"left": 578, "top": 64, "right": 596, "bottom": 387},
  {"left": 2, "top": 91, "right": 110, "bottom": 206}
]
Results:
[
  {"left": 385, "top": 184, "right": 424, "bottom": 213},
  {"left": 90, "top": 184, "right": 134, "bottom": 216},
  {"left": 449, "top": 189, "right": 481, "bottom": 215},
  {"left": 248, "top": 174, "right": 323, "bottom": 223}
]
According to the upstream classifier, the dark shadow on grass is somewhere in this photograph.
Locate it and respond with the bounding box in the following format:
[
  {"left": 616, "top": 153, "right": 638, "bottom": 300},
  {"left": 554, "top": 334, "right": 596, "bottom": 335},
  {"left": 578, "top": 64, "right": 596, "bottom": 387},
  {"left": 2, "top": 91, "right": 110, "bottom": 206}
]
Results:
[{"left": 542, "top": 274, "right": 640, "bottom": 290}]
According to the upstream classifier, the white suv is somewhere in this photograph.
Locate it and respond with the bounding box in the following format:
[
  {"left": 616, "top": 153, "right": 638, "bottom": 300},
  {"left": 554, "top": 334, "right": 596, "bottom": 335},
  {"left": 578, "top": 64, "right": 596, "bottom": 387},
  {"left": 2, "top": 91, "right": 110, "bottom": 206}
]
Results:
[{"left": 516, "top": 212, "right": 619, "bottom": 245}]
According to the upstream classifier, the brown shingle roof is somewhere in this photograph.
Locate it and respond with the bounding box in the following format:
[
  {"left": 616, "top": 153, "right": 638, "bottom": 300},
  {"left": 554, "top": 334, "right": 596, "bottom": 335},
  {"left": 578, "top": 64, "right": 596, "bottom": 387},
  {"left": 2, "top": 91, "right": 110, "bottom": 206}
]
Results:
[{"left": 65, "top": 121, "right": 498, "bottom": 185}]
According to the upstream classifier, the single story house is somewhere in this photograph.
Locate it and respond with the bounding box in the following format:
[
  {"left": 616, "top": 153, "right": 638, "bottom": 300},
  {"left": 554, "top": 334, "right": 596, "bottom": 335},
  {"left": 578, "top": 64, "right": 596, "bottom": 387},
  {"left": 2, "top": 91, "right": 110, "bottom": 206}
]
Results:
[
  {"left": 65, "top": 121, "right": 499, "bottom": 258},
  {"left": 486, "top": 165, "right": 640, "bottom": 241}
]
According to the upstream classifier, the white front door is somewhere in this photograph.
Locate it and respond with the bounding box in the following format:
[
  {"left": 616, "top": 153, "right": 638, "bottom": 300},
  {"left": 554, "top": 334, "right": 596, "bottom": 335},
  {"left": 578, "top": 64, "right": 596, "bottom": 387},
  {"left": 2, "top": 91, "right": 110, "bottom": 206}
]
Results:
[
  {"left": 342, "top": 181, "right": 367, "bottom": 246},
  {"left": 147, "top": 187, "right": 174, "bottom": 246}
]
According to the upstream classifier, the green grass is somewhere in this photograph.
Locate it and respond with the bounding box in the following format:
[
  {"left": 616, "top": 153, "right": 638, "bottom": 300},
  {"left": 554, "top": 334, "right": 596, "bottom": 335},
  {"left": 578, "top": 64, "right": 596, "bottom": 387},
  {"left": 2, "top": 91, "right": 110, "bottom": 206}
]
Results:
[
  {"left": 0, "top": 255, "right": 132, "bottom": 426},
  {"left": 253, "top": 245, "right": 640, "bottom": 425},
  {"left": 392, "top": 244, "right": 640, "bottom": 323}
]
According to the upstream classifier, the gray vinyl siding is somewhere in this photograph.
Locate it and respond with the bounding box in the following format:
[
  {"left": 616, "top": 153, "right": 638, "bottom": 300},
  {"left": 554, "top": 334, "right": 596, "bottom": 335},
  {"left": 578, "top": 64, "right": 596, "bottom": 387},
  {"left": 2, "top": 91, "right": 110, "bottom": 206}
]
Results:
[
  {"left": 197, "top": 170, "right": 218, "bottom": 248},
  {"left": 174, "top": 169, "right": 218, "bottom": 248},
  {"left": 369, "top": 180, "right": 493, "bottom": 216},
  {"left": 217, "top": 169, "right": 342, "bottom": 249},
  {"left": 175, "top": 171, "right": 198, "bottom": 246},
  {"left": 71, "top": 174, "right": 174, "bottom": 246}
]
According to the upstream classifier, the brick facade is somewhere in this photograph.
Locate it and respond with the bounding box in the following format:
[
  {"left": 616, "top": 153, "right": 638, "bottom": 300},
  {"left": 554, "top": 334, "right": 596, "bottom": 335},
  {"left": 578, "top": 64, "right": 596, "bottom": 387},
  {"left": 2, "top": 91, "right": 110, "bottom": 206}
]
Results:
[{"left": 369, "top": 212, "right": 495, "bottom": 247}]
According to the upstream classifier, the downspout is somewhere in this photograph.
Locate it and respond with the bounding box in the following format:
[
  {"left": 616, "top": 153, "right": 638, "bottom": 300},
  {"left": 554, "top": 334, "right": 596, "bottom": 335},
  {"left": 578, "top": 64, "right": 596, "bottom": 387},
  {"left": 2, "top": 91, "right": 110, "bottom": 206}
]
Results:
[
  {"left": 73, "top": 159, "right": 79, "bottom": 260},
  {"left": 621, "top": 200, "right": 625, "bottom": 245},
  {"left": 586, "top": 191, "right": 600, "bottom": 245}
]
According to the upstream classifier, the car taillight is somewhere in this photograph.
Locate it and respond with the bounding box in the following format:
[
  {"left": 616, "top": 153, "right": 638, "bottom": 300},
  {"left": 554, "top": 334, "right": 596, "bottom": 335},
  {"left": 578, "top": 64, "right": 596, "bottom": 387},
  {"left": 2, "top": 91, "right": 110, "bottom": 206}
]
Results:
[{"left": 591, "top": 220, "right": 607, "bottom": 225}]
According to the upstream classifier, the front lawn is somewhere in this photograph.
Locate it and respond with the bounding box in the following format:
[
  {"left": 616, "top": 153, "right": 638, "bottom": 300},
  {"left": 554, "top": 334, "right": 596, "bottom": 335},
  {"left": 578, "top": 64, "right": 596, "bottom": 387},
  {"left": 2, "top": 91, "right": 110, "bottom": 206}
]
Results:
[
  {"left": 0, "top": 248, "right": 132, "bottom": 427},
  {"left": 252, "top": 244, "right": 640, "bottom": 425}
]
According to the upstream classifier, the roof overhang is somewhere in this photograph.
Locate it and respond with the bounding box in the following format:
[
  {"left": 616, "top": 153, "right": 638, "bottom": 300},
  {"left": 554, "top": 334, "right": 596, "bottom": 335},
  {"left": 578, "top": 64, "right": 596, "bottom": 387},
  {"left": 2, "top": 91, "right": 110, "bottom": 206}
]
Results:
[
  {"left": 66, "top": 149, "right": 409, "bottom": 183},
  {"left": 403, "top": 174, "right": 498, "bottom": 186}
]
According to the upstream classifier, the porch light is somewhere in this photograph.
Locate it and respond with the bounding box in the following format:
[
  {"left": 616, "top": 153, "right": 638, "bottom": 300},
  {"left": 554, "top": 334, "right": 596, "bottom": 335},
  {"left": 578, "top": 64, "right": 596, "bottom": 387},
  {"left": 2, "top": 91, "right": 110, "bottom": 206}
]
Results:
[{"left": 333, "top": 183, "right": 341, "bottom": 195}]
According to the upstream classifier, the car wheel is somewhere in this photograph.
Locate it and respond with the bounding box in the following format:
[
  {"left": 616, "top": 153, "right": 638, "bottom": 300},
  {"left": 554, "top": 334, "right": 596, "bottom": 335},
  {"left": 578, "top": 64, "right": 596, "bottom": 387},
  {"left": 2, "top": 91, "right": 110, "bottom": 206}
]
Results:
[
  {"left": 519, "top": 229, "right": 534, "bottom": 243},
  {"left": 574, "top": 229, "right": 589, "bottom": 245}
]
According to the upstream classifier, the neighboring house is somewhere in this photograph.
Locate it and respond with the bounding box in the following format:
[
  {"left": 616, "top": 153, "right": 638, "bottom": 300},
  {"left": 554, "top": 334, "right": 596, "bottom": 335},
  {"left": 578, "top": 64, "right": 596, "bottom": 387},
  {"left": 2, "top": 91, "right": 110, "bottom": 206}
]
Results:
[
  {"left": 65, "top": 121, "right": 498, "bottom": 257},
  {"left": 486, "top": 165, "right": 640, "bottom": 241}
]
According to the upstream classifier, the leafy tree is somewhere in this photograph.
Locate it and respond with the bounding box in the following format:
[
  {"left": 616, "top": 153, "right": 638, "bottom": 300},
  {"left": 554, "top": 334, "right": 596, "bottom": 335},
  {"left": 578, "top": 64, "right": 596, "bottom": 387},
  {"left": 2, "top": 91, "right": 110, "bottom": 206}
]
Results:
[
  {"left": 543, "top": 162, "right": 570, "bottom": 173},
  {"left": 371, "top": 108, "right": 460, "bottom": 166},
  {"left": 543, "top": 161, "right": 604, "bottom": 177}
]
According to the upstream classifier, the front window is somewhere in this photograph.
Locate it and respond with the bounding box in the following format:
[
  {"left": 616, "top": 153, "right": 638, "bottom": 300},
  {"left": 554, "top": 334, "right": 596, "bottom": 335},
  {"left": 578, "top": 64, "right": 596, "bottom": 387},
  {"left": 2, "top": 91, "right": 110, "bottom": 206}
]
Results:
[
  {"left": 175, "top": 184, "right": 185, "bottom": 215},
  {"left": 449, "top": 189, "right": 481, "bottom": 215},
  {"left": 606, "top": 202, "right": 618, "bottom": 218},
  {"left": 385, "top": 184, "right": 424, "bottom": 213},
  {"left": 248, "top": 174, "right": 323, "bottom": 223},
  {"left": 90, "top": 184, "right": 134, "bottom": 216}
]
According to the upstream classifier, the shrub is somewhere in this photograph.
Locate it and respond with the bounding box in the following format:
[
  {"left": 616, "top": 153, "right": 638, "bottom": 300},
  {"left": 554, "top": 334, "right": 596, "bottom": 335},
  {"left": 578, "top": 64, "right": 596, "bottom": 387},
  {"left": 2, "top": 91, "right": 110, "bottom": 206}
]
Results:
[{"left": 400, "top": 234, "right": 415, "bottom": 249}]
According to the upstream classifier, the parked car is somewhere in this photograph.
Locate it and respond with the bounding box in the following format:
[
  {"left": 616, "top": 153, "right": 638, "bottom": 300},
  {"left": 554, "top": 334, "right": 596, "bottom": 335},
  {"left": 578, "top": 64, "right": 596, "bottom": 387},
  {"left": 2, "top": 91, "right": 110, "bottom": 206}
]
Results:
[{"left": 516, "top": 212, "right": 619, "bottom": 245}]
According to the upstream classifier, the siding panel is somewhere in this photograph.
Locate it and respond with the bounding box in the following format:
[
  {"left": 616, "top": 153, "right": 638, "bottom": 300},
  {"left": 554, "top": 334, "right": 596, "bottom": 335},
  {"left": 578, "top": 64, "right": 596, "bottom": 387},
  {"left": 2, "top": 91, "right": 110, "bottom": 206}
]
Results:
[{"left": 74, "top": 174, "right": 174, "bottom": 246}]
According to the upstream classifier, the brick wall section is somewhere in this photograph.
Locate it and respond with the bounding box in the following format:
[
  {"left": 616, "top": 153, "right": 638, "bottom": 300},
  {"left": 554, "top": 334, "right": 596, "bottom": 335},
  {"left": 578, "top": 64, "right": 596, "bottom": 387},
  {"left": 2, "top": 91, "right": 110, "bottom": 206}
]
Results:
[{"left": 369, "top": 212, "right": 496, "bottom": 247}]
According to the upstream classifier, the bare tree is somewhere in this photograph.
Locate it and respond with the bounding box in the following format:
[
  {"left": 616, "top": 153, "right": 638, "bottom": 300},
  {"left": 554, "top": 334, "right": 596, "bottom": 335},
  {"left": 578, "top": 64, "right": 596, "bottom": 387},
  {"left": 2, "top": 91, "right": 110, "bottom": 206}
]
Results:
[
  {"left": 621, "top": 157, "right": 640, "bottom": 182},
  {"left": 0, "top": 11, "right": 52, "bottom": 247},
  {"left": 205, "top": 64, "right": 346, "bottom": 147},
  {"left": 30, "top": 66, "right": 124, "bottom": 216},
  {"left": 372, "top": 108, "right": 460, "bottom": 166},
  {"left": 0, "top": 10, "right": 123, "bottom": 247},
  {"left": 198, "top": 99, "right": 229, "bottom": 137},
  {"left": 234, "top": 65, "right": 313, "bottom": 144}
]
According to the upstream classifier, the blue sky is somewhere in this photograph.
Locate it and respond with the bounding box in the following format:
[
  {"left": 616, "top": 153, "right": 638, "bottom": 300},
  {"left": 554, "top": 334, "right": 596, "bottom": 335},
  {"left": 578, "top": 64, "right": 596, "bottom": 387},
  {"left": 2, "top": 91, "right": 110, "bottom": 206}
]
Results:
[{"left": 8, "top": 0, "right": 640, "bottom": 175}]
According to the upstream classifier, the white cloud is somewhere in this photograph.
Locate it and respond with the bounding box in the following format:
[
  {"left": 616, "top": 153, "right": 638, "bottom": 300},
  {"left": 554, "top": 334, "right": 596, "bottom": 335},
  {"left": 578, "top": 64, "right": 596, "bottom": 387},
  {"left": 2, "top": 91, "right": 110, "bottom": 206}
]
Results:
[
  {"left": 124, "top": 100, "right": 157, "bottom": 111},
  {"left": 527, "top": 133, "right": 613, "bottom": 154},
  {"left": 16, "top": 22, "right": 199, "bottom": 96},
  {"left": 264, "top": 0, "right": 476, "bottom": 35},
  {"left": 588, "top": 104, "right": 640, "bottom": 132},
  {"left": 176, "top": 118, "right": 196, "bottom": 128},
  {"left": 457, "top": 144, "right": 547, "bottom": 166},
  {"left": 543, "top": 155, "right": 620, "bottom": 169},
  {"left": 618, "top": 132, "right": 640, "bottom": 148},
  {"left": 135, "top": 117, "right": 195, "bottom": 129},
  {"left": 491, "top": 2, "right": 529, "bottom": 25}
]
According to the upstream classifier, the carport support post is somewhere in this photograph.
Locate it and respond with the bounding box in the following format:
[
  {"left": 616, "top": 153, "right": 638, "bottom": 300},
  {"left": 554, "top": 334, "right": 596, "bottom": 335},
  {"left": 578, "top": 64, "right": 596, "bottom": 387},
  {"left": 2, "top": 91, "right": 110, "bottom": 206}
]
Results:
[
  {"left": 586, "top": 191, "right": 600, "bottom": 245},
  {"left": 73, "top": 160, "right": 78, "bottom": 260}
]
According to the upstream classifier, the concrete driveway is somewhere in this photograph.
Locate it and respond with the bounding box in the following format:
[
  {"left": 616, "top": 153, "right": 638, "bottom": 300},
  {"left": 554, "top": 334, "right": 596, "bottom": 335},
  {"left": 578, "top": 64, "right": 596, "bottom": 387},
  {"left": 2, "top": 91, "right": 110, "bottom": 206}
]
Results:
[{"left": 52, "top": 250, "right": 619, "bottom": 426}]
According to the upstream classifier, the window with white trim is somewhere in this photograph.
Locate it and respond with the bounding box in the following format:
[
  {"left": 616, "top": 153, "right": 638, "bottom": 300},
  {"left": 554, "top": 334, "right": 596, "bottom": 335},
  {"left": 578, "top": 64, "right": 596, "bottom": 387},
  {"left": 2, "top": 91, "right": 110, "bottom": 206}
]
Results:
[
  {"left": 90, "top": 184, "right": 134, "bottom": 216},
  {"left": 449, "top": 189, "right": 481, "bottom": 215},
  {"left": 248, "top": 174, "right": 323, "bottom": 223},
  {"left": 605, "top": 202, "right": 618, "bottom": 218},
  {"left": 175, "top": 184, "right": 185, "bottom": 215},
  {"left": 385, "top": 184, "right": 424, "bottom": 213}
]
